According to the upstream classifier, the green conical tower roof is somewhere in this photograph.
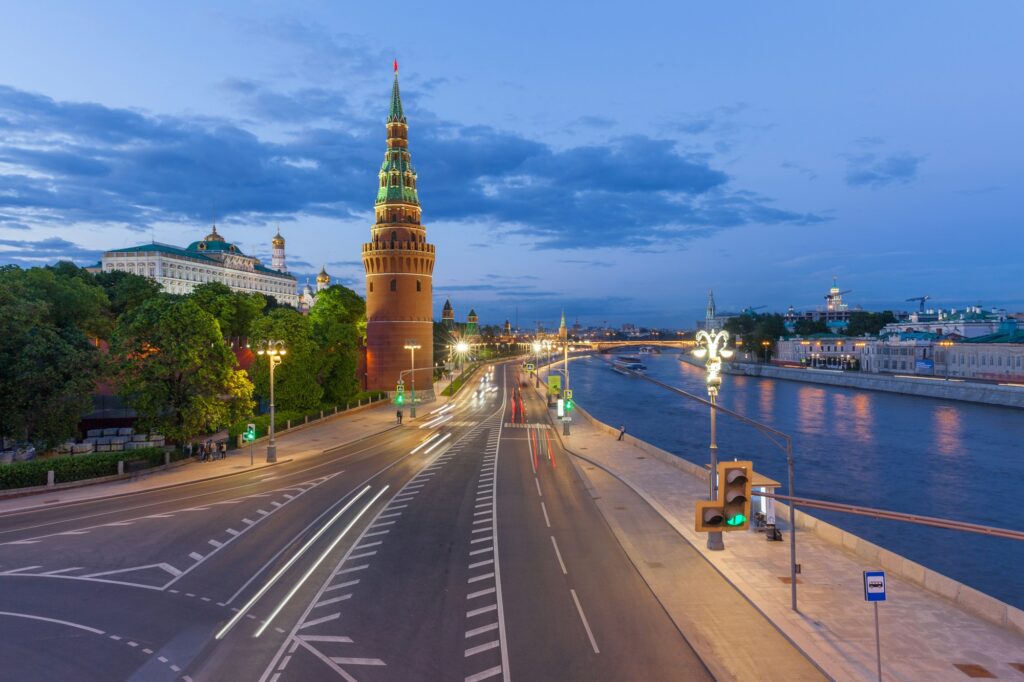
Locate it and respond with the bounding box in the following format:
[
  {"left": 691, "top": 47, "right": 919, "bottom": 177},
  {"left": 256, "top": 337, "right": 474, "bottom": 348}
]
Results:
[{"left": 388, "top": 61, "right": 406, "bottom": 124}]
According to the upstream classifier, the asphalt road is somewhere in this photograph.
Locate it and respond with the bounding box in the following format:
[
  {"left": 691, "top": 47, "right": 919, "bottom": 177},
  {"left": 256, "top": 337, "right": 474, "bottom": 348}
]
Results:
[{"left": 0, "top": 362, "right": 711, "bottom": 681}]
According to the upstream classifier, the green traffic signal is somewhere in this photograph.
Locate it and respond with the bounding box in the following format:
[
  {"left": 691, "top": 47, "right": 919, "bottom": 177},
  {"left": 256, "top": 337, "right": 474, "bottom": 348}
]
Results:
[
  {"left": 725, "top": 514, "right": 747, "bottom": 526},
  {"left": 396, "top": 393, "right": 405, "bottom": 405},
  {"left": 565, "top": 399, "right": 574, "bottom": 411}
]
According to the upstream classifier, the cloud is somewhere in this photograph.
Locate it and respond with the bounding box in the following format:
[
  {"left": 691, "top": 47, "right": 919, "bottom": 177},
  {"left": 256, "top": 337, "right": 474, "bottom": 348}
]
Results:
[
  {"left": 844, "top": 152, "right": 922, "bottom": 187},
  {"left": 327, "top": 259, "right": 363, "bottom": 268},
  {"left": 0, "top": 83, "right": 821, "bottom": 253},
  {"left": 563, "top": 259, "right": 612, "bottom": 268},
  {"left": 0, "top": 236, "right": 101, "bottom": 265}
]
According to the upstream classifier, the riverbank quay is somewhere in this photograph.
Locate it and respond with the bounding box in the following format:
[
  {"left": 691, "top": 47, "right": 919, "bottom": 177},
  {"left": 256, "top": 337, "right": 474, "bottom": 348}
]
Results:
[
  {"left": 0, "top": 402, "right": 400, "bottom": 514},
  {"left": 686, "top": 354, "right": 1024, "bottom": 409},
  {"left": 526, "top": 379, "right": 1024, "bottom": 679}
]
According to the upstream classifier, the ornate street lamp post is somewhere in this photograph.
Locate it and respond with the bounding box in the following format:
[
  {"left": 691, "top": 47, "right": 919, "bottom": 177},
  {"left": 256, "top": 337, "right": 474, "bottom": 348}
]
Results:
[
  {"left": 404, "top": 340, "right": 421, "bottom": 418},
  {"left": 693, "top": 328, "right": 734, "bottom": 551},
  {"left": 255, "top": 340, "right": 286, "bottom": 463}
]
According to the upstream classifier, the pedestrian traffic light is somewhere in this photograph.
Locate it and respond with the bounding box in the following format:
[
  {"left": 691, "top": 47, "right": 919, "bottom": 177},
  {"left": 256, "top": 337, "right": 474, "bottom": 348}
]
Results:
[
  {"left": 694, "top": 460, "right": 753, "bottom": 532},
  {"left": 395, "top": 382, "right": 405, "bottom": 405},
  {"left": 564, "top": 392, "right": 574, "bottom": 411},
  {"left": 244, "top": 424, "right": 256, "bottom": 442}
]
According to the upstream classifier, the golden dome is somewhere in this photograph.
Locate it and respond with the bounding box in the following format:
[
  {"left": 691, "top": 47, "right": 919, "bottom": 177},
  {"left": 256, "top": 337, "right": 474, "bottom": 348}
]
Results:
[
  {"left": 272, "top": 227, "right": 285, "bottom": 247},
  {"left": 204, "top": 224, "right": 225, "bottom": 242},
  {"left": 316, "top": 266, "right": 330, "bottom": 284}
]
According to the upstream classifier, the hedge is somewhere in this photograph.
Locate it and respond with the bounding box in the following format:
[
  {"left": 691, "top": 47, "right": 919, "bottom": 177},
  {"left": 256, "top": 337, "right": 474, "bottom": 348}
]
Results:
[{"left": 0, "top": 447, "right": 167, "bottom": 490}]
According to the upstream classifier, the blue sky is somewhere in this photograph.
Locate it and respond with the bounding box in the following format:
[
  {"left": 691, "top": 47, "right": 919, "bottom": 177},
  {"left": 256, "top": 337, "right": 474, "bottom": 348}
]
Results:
[{"left": 0, "top": 1, "right": 1021, "bottom": 328}]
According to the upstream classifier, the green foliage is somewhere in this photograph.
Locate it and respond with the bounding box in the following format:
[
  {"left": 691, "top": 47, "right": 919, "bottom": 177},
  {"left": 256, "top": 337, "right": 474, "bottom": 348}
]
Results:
[
  {"left": 1, "top": 262, "right": 112, "bottom": 339},
  {"left": 724, "top": 313, "right": 789, "bottom": 359},
  {"left": 0, "top": 269, "right": 103, "bottom": 448},
  {"left": 309, "top": 285, "right": 365, "bottom": 404},
  {"left": 189, "top": 282, "right": 266, "bottom": 340},
  {"left": 250, "top": 307, "right": 323, "bottom": 412},
  {"left": 793, "top": 318, "right": 830, "bottom": 336},
  {"left": 845, "top": 311, "right": 897, "bottom": 337},
  {"left": 0, "top": 447, "right": 166, "bottom": 490},
  {"left": 94, "top": 270, "right": 163, "bottom": 319},
  {"left": 112, "top": 297, "right": 255, "bottom": 443}
]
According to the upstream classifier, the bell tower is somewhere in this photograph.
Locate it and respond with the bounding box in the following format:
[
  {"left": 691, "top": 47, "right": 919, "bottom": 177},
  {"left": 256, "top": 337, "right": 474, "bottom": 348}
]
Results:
[{"left": 362, "top": 62, "right": 435, "bottom": 394}]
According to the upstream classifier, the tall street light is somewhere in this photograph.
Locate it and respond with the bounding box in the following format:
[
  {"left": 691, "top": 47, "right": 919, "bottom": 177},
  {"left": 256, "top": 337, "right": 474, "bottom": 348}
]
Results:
[
  {"left": 255, "top": 340, "right": 286, "bottom": 463},
  {"left": 693, "top": 328, "right": 733, "bottom": 551},
  {"left": 404, "top": 340, "right": 421, "bottom": 418},
  {"left": 531, "top": 341, "right": 542, "bottom": 387}
]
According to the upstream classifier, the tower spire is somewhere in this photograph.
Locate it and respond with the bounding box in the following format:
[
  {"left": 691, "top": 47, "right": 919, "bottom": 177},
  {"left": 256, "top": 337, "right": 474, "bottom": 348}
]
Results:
[
  {"left": 388, "top": 61, "right": 406, "bottom": 124},
  {"left": 706, "top": 289, "right": 716, "bottom": 325}
]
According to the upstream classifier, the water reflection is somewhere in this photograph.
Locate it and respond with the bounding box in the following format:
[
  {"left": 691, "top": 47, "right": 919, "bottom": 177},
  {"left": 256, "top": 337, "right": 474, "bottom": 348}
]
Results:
[
  {"left": 795, "top": 385, "right": 828, "bottom": 434},
  {"left": 933, "top": 406, "right": 963, "bottom": 458}
]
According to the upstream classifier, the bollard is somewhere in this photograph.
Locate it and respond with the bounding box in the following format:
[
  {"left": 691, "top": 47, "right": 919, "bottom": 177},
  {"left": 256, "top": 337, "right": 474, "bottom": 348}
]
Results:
[
  {"left": 358, "top": 398, "right": 362, "bottom": 407},
  {"left": 164, "top": 452, "right": 170, "bottom": 466},
  {"left": 334, "top": 406, "right": 338, "bottom": 414},
  {"left": 287, "top": 420, "right": 291, "bottom": 429},
  {"left": 305, "top": 415, "right": 309, "bottom": 424},
  {"left": 320, "top": 410, "right": 324, "bottom": 420},
  {"left": 47, "top": 470, "right": 55, "bottom": 487},
  {"left": 118, "top": 460, "right": 124, "bottom": 476}
]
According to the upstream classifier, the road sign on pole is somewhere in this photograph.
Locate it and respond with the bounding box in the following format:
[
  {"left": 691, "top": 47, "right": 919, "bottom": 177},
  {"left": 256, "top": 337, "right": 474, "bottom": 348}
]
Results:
[
  {"left": 564, "top": 389, "right": 573, "bottom": 400},
  {"left": 864, "top": 570, "right": 886, "bottom": 682}
]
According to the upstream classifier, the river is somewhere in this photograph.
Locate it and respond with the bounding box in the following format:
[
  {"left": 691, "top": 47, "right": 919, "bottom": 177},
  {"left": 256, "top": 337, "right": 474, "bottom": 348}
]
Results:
[{"left": 564, "top": 352, "right": 1024, "bottom": 610}]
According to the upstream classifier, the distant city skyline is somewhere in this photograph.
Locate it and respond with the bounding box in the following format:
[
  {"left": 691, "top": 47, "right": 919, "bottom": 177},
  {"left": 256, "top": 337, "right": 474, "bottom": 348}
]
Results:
[{"left": 1, "top": 2, "right": 1022, "bottom": 326}]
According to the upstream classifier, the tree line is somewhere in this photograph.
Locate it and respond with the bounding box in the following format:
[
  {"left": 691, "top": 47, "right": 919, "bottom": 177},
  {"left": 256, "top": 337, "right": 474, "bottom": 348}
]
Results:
[
  {"left": 724, "top": 310, "right": 899, "bottom": 359},
  {"left": 0, "top": 262, "right": 368, "bottom": 450}
]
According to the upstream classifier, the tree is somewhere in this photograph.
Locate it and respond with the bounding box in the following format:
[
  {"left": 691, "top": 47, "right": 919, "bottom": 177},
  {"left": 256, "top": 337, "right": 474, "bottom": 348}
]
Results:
[
  {"left": 189, "top": 282, "right": 266, "bottom": 341},
  {"left": 793, "top": 318, "right": 829, "bottom": 336},
  {"left": 846, "top": 311, "right": 897, "bottom": 337},
  {"left": 111, "top": 297, "right": 254, "bottom": 442},
  {"left": 95, "top": 270, "right": 163, "bottom": 318},
  {"left": 309, "top": 285, "right": 365, "bottom": 404},
  {"left": 0, "top": 290, "right": 100, "bottom": 448},
  {"left": 1, "top": 263, "right": 112, "bottom": 339},
  {"left": 249, "top": 307, "right": 323, "bottom": 412}
]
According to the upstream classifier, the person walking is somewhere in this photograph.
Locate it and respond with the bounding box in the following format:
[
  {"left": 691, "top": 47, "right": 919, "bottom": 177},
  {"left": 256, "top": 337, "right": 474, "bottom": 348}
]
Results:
[
  {"left": 396, "top": 409, "right": 404, "bottom": 425},
  {"left": 617, "top": 424, "right": 626, "bottom": 441}
]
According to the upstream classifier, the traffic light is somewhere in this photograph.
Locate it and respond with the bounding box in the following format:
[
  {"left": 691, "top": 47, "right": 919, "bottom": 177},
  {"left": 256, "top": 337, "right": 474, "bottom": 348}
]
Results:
[
  {"left": 244, "top": 423, "right": 256, "bottom": 442},
  {"left": 694, "top": 460, "right": 752, "bottom": 532},
  {"left": 395, "top": 382, "right": 405, "bottom": 405},
  {"left": 564, "top": 389, "right": 574, "bottom": 411}
]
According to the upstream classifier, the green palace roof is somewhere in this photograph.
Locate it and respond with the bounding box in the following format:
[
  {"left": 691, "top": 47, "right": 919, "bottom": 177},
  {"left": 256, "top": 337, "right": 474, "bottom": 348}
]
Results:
[{"left": 963, "top": 330, "right": 1024, "bottom": 344}]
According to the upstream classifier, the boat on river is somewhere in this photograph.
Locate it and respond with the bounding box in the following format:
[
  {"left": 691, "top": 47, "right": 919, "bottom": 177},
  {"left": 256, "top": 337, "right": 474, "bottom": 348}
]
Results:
[{"left": 612, "top": 355, "right": 647, "bottom": 375}]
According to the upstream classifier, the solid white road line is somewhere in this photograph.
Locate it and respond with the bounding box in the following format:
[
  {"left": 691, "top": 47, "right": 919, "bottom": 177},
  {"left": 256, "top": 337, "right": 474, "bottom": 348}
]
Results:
[
  {"left": 347, "top": 551, "right": 377, "bottom": 560},
  {"left": 324, "top": 579, "right": 359, "bottom": 592},
  {"left": 570, "top": 588, "right": 600, "bottom": 654},
  {"left": 469, "top": 559, "right": 494, "bottom": 569},
  {"left": 550, "top": 536, "right": 567, "bottom": 575},
  {"left": 0, "top": 611, "right": 104, "bottom": 635},
  {"left": 298, "top": 612, "right": 340, "bottom": 629},
  {"left": 314, "top": 594, "right": 351, "bottom": 608},
  {"left": 468, "top": 572, "right": 494, "bottom": 583},
  {"left": 467, "top": 587, "right": 496, "bottom": 599},
  {"left": 215, "top": 486, "right": 371, "bottom": 640},
  {"left": 330, "top": 657, "right": 386, "bottom": 666},
  {"left": 298, "top": 635, "right": 353, "bottom": 643},
  {"left": 469, "top": 547, "right": 493, "bottom": 556}
]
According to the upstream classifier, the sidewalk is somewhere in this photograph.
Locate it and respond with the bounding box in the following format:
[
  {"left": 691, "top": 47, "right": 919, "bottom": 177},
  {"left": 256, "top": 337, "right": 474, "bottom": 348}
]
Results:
[
  {"left": 0, "top": 403, "right": 399, "bottom": 514},
  {"left": 552, "top": 402, "right": 1024, "bottom": 680}
]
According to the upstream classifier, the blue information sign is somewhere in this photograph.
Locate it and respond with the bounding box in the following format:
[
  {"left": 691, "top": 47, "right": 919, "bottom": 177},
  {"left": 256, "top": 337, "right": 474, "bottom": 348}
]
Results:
[{"left": 863, "top": 570, "right": 886, "bottom": 602}]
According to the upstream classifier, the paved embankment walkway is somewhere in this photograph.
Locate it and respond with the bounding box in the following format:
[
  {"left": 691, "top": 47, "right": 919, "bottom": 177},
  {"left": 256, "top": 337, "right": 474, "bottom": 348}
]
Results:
[
  {"left": 0, "top": 403, "right": 400, "bottom": 514},
  {"left": 527, "top": 380, "right": 1024, "bottom": 681}
]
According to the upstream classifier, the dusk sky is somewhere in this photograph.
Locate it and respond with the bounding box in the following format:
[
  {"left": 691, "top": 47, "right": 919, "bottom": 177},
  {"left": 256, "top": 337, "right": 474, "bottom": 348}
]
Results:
[{"left": 0, "top": 2, "right": 1021, "bottom": 328}]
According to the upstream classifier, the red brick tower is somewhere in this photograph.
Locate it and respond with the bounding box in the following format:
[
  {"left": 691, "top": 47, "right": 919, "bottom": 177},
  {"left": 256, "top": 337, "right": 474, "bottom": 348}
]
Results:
[{"left": 362, "top": 62, "right": 435, "bottom": 394}]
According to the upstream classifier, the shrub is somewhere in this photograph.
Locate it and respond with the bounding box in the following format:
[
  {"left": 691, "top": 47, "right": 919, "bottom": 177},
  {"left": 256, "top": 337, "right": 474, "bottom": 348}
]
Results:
[{"left": 0, "top": 447, "right": 167, "bottom": 490}]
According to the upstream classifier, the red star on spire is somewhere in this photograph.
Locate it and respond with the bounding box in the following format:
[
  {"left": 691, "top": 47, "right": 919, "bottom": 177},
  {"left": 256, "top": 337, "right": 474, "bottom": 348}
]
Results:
[{"left": 393, "top": 59, "right": 398, "bottom": 73}]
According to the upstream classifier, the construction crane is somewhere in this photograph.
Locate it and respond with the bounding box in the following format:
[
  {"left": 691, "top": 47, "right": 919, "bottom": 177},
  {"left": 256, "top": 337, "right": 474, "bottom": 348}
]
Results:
[
  {"left": 825, "top": 289, "right": 852, "bottom": 304},
  {"left": 741, "top": 305, "right": 767, "bottom": 316},
  {"left": 906, "top": 295, "right": 930, "bottom": 312}
]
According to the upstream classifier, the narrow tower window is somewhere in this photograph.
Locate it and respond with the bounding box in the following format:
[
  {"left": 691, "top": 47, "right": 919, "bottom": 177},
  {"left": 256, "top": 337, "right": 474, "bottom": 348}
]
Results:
[
  {"left": 390, "top": 278, "right": 397, "bottom": 292},
  {"left": 416, "top": 279, "right": 422, "bottom": 292}
]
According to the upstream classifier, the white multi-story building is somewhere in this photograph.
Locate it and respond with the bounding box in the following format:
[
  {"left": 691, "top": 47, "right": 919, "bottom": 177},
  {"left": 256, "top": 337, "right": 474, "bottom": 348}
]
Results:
[{"left": 99, "top": 226, "right": 299, "bottom": 307}]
